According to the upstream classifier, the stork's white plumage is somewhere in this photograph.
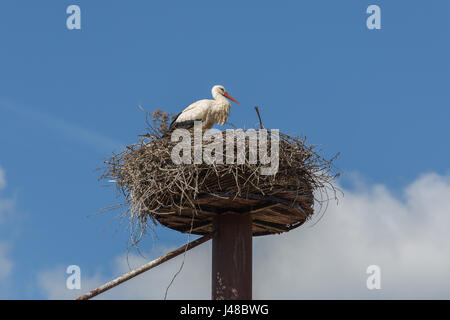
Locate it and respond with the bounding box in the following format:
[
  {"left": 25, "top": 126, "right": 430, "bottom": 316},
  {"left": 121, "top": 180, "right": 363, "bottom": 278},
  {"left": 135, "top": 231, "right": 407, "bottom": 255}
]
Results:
[{"left": 170, "top": 85, "right": 239, "bottom": 130}]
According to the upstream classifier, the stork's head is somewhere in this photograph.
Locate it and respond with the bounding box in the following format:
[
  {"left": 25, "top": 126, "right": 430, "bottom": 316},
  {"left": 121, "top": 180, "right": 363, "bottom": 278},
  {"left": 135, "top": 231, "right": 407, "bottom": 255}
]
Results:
[{"left": 212, "top": 85, "right": 240, "bottom": 104}]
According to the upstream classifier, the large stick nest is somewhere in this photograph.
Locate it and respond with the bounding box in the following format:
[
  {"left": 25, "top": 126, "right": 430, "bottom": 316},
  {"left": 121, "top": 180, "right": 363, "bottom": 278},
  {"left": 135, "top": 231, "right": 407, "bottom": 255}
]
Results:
[{"left": 101, "top": 110, "right": 339, "bottom": 245}]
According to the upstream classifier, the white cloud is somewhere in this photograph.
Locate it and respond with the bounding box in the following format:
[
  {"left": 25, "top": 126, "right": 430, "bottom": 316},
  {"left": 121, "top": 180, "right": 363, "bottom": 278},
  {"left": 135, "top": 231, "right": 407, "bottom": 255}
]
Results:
[
  {"left": 105, "top": 244, "right": 211, "bottom": 300},
  {"left": 37, "top": 266, "right": 105, "bottom": 300},
  {"left": 38, "top": 172, "right": 450, "bottom": 299},
  {"left": 37, "top": 244, "right": 211, "bottom": 300},
  {"left": 254, "top": 172, "right": 450, "bottom": 299}
]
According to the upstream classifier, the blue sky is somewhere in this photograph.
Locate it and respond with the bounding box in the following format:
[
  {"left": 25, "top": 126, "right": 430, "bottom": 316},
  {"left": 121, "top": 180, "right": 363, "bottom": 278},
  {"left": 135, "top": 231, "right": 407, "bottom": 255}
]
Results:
[{"left": 1, "top": 1, "right": 450, "bottom": 299}]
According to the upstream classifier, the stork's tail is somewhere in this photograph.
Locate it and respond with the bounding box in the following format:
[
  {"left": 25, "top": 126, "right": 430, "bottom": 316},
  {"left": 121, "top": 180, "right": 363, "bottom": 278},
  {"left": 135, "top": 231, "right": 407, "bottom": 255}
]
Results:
[{"left": 162, "top": 120, "right": 198, "bottom": 138}]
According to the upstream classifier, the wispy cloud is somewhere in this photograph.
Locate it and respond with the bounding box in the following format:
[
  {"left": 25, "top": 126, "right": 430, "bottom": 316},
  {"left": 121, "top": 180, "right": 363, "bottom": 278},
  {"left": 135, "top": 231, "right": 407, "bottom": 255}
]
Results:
[
  {"left": 37, "top": 172, "right": 450, "bottom": 299},
  {"left": 0, "top": 99, "right": 124, "bottom": 153},
  {"left": 0, "top": 243, "right": 13, "bottom": 281}
]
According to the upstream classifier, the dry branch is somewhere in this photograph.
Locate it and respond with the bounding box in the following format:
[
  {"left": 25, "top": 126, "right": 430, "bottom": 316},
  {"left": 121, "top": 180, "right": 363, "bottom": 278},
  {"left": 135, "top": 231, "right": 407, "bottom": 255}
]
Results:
[
  {"left": 75, "top": 234, "right": 212, "bottom": 300},
  {"left": 254, "top": 106, "right": 264, "bottom": 129}
]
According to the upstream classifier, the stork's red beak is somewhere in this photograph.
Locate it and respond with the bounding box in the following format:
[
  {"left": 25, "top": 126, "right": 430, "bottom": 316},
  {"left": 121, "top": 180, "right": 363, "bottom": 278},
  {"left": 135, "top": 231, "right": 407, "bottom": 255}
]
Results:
[{"left": 223, "top": 92, "right": 240, "bottom": 104}]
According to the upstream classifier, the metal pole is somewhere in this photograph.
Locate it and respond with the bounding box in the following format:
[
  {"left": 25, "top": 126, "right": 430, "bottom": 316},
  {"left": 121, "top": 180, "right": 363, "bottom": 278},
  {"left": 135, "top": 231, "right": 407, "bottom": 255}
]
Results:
[{"left": 212, "top": 213, "right": 252, "bottom": 300}]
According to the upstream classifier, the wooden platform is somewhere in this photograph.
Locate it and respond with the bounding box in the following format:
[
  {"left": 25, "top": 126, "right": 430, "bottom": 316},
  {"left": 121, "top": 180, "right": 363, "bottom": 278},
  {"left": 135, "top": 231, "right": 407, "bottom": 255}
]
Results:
[{"left": 155, "top": 192, "right": 312, "bottom": 236}]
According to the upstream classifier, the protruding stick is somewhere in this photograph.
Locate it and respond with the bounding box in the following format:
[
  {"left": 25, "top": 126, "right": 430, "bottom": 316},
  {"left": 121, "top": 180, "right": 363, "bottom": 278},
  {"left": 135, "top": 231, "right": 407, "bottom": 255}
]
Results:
[
  {"left": 75, "top": 234, "right": 212, "bottom": 300},
  {"left": 254, "top": 106, "right": 264, "bottom": 129}
]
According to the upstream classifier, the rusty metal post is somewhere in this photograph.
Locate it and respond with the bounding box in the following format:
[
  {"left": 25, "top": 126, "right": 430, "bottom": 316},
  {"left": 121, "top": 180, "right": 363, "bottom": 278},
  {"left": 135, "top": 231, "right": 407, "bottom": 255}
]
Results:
[{"left": 212, "top": 213, "right": 252, "bottom": 300}]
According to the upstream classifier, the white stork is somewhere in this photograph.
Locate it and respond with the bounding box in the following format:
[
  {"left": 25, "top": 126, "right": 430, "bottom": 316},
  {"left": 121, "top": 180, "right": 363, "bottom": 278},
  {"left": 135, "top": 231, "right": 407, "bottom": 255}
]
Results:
[{"left": 169, "top": 85, "right": 239, "bottom": 131}]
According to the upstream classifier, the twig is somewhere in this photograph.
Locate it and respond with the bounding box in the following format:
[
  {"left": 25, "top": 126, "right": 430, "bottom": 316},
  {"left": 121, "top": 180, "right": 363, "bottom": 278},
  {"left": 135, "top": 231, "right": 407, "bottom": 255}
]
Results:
[
  {"left": 254, "top": 106, "right": 264, "bottom": 129},
  {"left": 138, "top": 103, "right": 149, "bottom": 114},
  {"left": 164, "top": 213, "right": 195, "bottom": 300},
  {"left": 75, "top": 234, "right": 212, "bottom": 300}
]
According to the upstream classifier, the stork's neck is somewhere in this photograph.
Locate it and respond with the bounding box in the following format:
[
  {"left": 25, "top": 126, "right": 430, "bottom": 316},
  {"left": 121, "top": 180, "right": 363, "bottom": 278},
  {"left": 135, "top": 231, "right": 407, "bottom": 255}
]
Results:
[{"left": 212, "top": 92, "right": 229, "bottom": 103}]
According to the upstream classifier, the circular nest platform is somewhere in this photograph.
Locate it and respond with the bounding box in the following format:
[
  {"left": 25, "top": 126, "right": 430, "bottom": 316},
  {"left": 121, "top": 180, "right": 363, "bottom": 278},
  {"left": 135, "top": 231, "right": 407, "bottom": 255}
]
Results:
[
  {"left": 156, "top": 191, "right": 312, "bottom": 237},
  {"left": 101, "top": 110, "right": 339, "bottom": 244}
]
